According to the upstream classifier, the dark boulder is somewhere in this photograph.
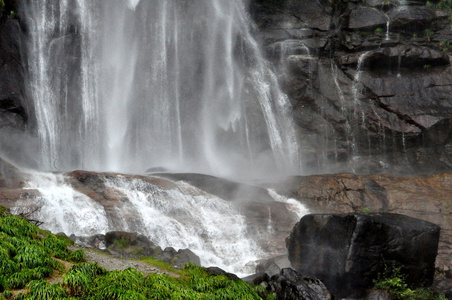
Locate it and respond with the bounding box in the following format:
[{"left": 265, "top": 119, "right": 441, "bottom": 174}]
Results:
[
  {"left": 162, "top": 247, "right": 201, "bottom": 268},
  {"left": 242, "top": 272, "right": 270, "bottom": 285},
  {"left": 267, "top": 268, "right": 332, "bottom": 300},
  {"left": 286, "top": 213, "right": 440, "bottom": 298},
  {"left": 256, "top": 255, "right": 291, "bottom": 277},
  {"left": 104, "top": 231, "right": 162, "bottom": 258},
  {"left": 205, "top": 267, "right": 240, "bottom": 281},
  {"left": 388, "top": 6, "right": 437, "bottom": 31}
]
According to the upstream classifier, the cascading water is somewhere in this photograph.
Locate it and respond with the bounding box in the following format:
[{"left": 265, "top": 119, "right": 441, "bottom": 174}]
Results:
[
  {"left": 10, "top": 171, "right": 310, "bottom": 276},
  {"left": 21, "top": 0, "right": 300, "bottom": 177},
  {"left": 12, "top": 172, "right": 110, "bottom": 236}
]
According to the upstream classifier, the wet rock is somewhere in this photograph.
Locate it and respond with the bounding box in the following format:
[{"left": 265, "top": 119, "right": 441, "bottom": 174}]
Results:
[
  {"left": 70, "top": 231, "right": 201, "bottom": 268},
  {"left": 349, "top": 7, "right": 388, "bottom": 30},
  {"left": 256, "top": 255, "right": 291, "bottom": 277},
  {"left": 250, "top": 0, "right": 452, "bottom": 174},
  {"left": 388, "top": 6, "right": 437, "bottom": 31},
  {"left": 267, "top": 268, "right": 332, "bottom": 300},
  {"left": 0, "top": 18, "right": 26, "bottom": 130},
  {"left": 286, "top": 213, "right": 440, "bottom": 298},
  {"left": 162, "top": 247, "right": 201, "bottom": 268},
  {"left": 242, "top": 272, "right": 270, "bottom": 285},
  {"left": 365, "top": 290, "right": 393, "bottom": 300}
]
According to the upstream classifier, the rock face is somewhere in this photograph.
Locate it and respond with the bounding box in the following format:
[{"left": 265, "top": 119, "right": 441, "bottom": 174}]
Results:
[
  {"left": 286, "top": 213, "right": 440, "bottom": 298},
  {"left": 0, "top": 16, "right": 26, "bottom": 131},
  {"left": 250, "top": 0, "right": 452, "bottom": 174}
]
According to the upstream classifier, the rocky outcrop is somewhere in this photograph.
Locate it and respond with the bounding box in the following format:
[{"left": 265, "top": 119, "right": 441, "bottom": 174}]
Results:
[
  {"left": 71, "top": 231, "right": 201, "bottom": 268},
  {"left": 250, "top": 0, "right": 452, "bottom": 174},
  {"left": 270, "top": 171, "right": 452, "bottom": 274},
  {"left": 256, "top": 255, "right": 291, "bottom": 277},
  {"left": 247, "top": 268, "right": 332, "bottom": 300},
  {"left": 286, "top": 213, "right": 440, "bottom": 298}
]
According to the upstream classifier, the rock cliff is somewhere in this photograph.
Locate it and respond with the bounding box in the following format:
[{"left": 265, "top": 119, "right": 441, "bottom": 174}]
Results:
[{"left": 250, "top": 0, "right": 452, "bottom": 174}]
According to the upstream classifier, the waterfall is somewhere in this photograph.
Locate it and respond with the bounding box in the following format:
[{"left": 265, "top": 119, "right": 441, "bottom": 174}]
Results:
[
  {"left": 21, "top": 0, "right": 300, "bottom": 177},
  {"left": 12, "top": 171, "right": 289, "bottom": 276}
]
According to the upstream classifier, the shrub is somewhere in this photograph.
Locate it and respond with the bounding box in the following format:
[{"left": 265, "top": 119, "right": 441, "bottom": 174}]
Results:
[
  {"left": 373, "top": 265, "right": 446, "bottom": 300},
  {"left": 25, "top": 280, "right": 67, "bottom": 300}
]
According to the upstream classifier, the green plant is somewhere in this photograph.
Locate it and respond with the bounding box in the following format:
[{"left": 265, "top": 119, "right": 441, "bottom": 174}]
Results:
[
  {"left": 424, "top": 64, "right": 432, "bottom": 70},
  {"left": 113, "top": 238, "right": 130, "bottom": 250},
  {"left": 373, "top": 264, "right": 447, "bottom": 300},
  {"left": 439, "top": 41, "right": 452, "bottom": 53},
  {"left": 424, "top": 28, "right": 434, "bottom": 41},
  {"left": 374, "top": 27, "right": 384, "bottom": 34},
  {"left": 26, "top": 280, "right": 67, "bottom": 300}
]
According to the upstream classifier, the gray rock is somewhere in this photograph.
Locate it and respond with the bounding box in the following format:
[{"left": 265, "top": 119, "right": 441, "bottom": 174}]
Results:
[
  {"left": 388, "top": 6, "right": 437, "bottom": 30},
  {"left": 349, "top": 7, "right": 388, "bottom": 30},
  {"left": 256, "top": 255, "right": 291, "bottom": 277},
  {"left": 365, "top": 290, "right": 393, "bottom": 300},
  {"left": 287, "top": 213, "right": 440, "bottom": 298},
  {"left": 268, "top": 268, "right": 332, "bottom": 300}
]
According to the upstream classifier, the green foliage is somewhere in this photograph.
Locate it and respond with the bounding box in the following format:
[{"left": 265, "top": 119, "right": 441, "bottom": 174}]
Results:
[
  {"left": 374, "top": 27, "right": 384, "bottom": 34},
  {"left": 61, "top": 262, "right": 272, "bottom": 299},
  {"left": 1, "top": 290, "right": 12, "bottom": 299},
  {"left": 113, "top": 238, "right": 130, "bottom": 250},
  {"left": 0, "top": 207, "right": 82, "bottom": 290},
  {"left": 428, "top": 0, "right": 452, "bottom": 11},
  {"left": 439, "top": 41, "right": 452, "bottom": 53},
  {"left": 424, "top": 28, "right": 434, "bottom": 41},
  {"left": 140, "top": 257, "right": 176, "bottom": 272},
  {"left": 373, "top": 265, "right": 446, "bottom": 300},
  {"left": 26, "top": 280, "right": 67, "bottom": 300}
]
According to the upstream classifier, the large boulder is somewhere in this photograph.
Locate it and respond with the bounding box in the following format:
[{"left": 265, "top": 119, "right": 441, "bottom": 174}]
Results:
[
  {"left": 256, "top": 255, "right": 291, "bottom": 277},
  {"left": 286, "top": 213, "right": 440, "bottom": 298}
]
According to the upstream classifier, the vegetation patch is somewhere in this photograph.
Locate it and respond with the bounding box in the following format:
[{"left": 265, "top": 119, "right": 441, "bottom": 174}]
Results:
[
  {"left": 373, "top": 264, "right": 446, "bottom": 300},
  {"left": 0, "top": 207, "right": 274, "bottom": 299}
]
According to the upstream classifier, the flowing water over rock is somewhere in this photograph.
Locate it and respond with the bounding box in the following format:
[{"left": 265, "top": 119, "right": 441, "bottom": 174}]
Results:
[
  {"left": 20, "top": 0, "right": 300, "bottom": 177},
  {"left": 8, "top": 170, "right": 309, "bottom": 276}
]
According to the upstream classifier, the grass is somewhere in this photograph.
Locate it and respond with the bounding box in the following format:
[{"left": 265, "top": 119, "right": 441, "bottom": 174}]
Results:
[{"left": 0, "top": 207, "right": 274, "bottom": 299}]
